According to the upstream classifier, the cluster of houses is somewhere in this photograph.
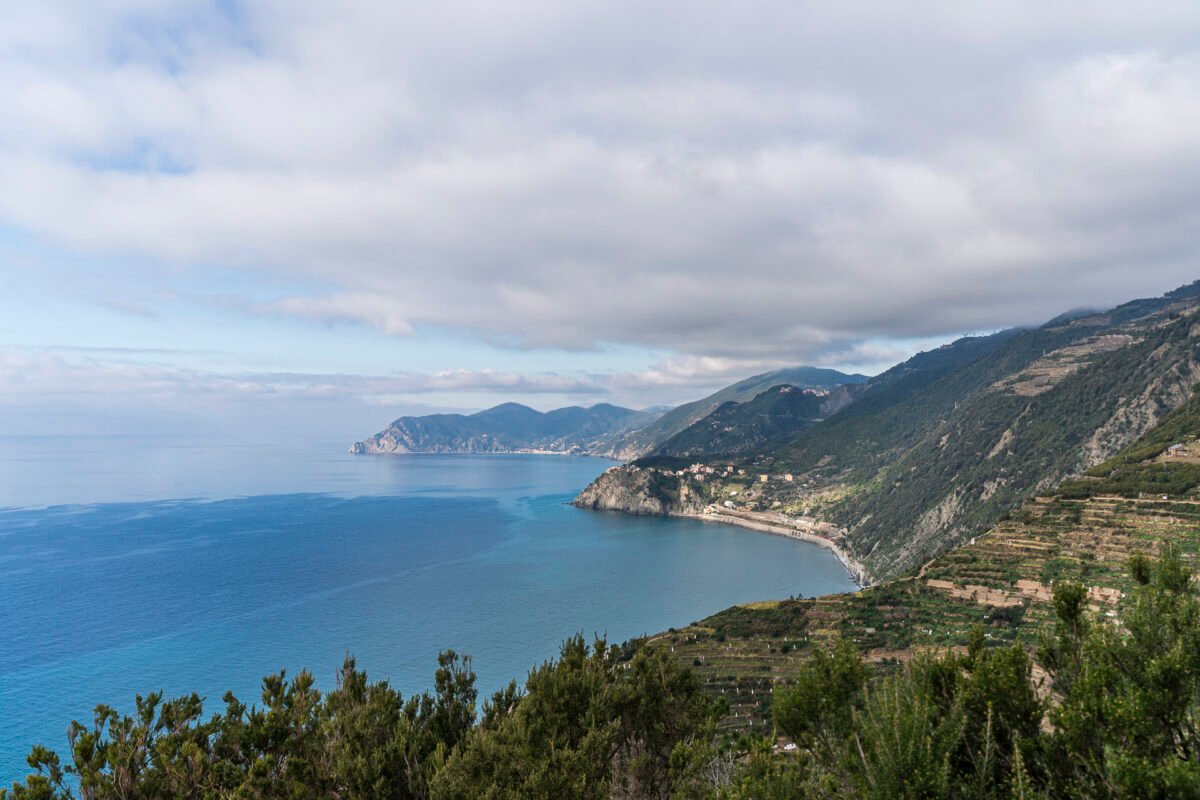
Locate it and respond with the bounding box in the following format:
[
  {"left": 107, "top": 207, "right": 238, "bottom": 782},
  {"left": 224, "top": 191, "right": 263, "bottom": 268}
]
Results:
[
  {"left": 626, "top": 461, "right": 805, "bottom": 485},
  {"left": 627, "top": 462, "right": 743, "bottom": 481}
]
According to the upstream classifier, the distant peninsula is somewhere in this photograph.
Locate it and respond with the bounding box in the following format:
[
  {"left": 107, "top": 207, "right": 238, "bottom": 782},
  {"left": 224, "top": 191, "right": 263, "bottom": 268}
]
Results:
[
  {"left": 349, "top": 367, "right": 867, "bottom": 459},
  {"left": 349, "top": 402, "right": 663, "bottom": 457}
]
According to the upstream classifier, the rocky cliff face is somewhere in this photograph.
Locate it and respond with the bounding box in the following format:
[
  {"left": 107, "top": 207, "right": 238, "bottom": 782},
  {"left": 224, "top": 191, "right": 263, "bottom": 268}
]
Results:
[
  {"left": 573, "top": 467, "right": 705, "bottom": 516},
  {"left": 818, "top": 384, "right": 858, "bottom": 417}
]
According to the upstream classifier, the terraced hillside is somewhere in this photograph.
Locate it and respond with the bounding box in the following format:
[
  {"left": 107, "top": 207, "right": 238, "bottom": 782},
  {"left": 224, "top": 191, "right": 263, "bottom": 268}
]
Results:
[
  {"left": 583, "top": 281, "right": 1200, "bottom": 582},
  {"left": 809, "top": 305, "right": 1200, "bottom": 578},
  {"left": 645, "top": 390, "right": 1200, "bottom": 735}
]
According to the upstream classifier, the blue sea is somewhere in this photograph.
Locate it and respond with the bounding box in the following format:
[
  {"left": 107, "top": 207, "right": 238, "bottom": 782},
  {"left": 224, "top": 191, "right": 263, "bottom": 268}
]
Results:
[{"left": 0, "top": 436, "right": 855, "bottom": 783}]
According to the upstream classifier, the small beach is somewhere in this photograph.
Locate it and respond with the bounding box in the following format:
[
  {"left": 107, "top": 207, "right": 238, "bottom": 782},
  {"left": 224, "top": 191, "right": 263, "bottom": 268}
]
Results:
[{"left": 676, "top": 506, "right": 870, "bottom": 587}]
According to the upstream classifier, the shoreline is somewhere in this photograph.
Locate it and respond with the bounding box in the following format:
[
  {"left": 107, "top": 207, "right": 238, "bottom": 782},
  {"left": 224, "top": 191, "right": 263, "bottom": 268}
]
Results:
[
  {"left": 671, "top": 508, "right": 871, "bottom": 588},
  {"left": 349, "top": 446, "right": 627, "bottom": 459}
]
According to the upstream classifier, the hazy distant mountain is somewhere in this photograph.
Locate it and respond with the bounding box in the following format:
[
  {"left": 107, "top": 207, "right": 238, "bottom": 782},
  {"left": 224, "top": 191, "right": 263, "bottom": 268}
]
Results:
[
  {"left": 350, "top": 402, "right": 663, "bottom": 457},
  {"left": 352, "top": 367, "right": 868, "bottom": 460}
]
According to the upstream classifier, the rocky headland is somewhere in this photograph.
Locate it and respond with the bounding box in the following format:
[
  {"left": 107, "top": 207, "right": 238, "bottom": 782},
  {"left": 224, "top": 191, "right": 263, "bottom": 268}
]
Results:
[{"left": 573, "top": 463, "right": 870, "bottom": 586}]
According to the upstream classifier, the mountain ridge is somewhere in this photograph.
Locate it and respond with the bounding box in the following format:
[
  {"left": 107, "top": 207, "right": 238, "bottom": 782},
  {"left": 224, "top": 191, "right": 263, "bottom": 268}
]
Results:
[
  {"left": 606, "top": 366, "right": 868, "bottom": 459},
  {"left": 647, "top": 385, "right": 1200, "bottom": 736},
  {"left": 350, "top": 366, "right": 868, "bottom": 458},
  {"left": 648, "top": 384, "right": 831, "bottom": 459},
  {"left": 577, "top": 280, "right": 1200, "bottom": 582},
  {"left": 349, "top": 402, "right": 661, "bottom": 456}
]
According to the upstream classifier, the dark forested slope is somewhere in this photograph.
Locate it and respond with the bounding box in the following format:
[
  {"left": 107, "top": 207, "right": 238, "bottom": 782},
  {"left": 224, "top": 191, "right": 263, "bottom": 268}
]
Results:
[
  {"left": 609, "top": 366, "right": 867, "bottom": 459},
  {"left": 650, "top": 384, "right": 829, "bottom": 459}
]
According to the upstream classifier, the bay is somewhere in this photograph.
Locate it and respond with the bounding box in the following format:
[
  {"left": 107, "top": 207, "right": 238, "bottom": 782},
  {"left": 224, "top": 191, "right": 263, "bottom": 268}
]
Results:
[{"left": 0, "top": 436, "right": 855, "bottom": 783}]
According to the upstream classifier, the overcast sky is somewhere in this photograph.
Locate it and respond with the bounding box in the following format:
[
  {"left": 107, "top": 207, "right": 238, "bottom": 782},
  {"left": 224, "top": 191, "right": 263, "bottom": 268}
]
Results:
[{"left": 1, "top": 1, "right": 1198, "bottom": 439}]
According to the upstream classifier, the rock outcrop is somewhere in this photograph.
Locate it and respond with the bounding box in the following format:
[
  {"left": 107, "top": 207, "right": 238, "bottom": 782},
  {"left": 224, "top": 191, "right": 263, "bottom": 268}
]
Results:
[{"left": 573, "top": 467, "right": 702, "bottom": 516}]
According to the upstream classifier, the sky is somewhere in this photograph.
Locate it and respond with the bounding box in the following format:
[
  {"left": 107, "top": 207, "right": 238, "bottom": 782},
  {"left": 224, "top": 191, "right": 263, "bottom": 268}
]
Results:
[{"left": 1, "top": 1, "right": 1198, "bottom": 441}]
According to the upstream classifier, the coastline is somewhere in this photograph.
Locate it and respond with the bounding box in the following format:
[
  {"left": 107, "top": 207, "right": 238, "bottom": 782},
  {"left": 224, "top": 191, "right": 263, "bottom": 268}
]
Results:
[
  {"left": 570, "top": 466, "right": 871, "bottom": 588},
  {"left": 671, "top": 508, "right": 871, "bottom": 588},
  {"left": 349, "top": 447, "right": 627, "bottom": 459}
]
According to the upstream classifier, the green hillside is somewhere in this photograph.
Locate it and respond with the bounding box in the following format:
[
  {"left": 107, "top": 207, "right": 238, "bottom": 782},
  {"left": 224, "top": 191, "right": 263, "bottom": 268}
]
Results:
[
  {"left": 782, "top": 288, "right": 1200, "bottom": 578},
  {"left": 647, "top": 383, "right": 1200, "bottom": 740},
  {"left": 349, "top": 401, "right": 660, "bottom": 456},
  {"left": 584, "top": 281, "right": 1200, "bottom": 582},
  {"left": 610, "top": 366, "right": 867, "bottom": 458},
  {"left": 651, "top": 384, "right": 828, "bottom": 459}
]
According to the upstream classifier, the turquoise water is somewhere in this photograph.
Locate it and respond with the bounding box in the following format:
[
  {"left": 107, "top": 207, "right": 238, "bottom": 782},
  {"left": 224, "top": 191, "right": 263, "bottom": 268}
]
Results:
[{"left": 0, "top": 437, "right": 855, "bottom": 782}]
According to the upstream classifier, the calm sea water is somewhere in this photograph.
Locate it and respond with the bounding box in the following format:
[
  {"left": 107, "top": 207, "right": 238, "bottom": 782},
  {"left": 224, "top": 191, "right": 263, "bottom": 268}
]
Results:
[{"left": 0, "top": 436, "right": 854, "bottom": 782}]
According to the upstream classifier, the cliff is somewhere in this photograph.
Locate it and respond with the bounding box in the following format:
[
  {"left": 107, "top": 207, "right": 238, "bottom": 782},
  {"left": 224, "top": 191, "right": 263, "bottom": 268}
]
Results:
[{"left": 573, "top": 466, "right": 706, "bottom": 516}]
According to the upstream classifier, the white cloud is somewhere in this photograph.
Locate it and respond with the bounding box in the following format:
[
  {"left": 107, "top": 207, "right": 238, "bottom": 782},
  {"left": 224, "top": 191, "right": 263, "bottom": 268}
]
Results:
[
  {"left": 0, "top": 346, "right": 887, "bottom": 421},
  {"left": 0, "top": 349, "right": 609, "bottom": 402},
  {"left": 0, "top": 1, "right": 1198, "bottom": 368}
]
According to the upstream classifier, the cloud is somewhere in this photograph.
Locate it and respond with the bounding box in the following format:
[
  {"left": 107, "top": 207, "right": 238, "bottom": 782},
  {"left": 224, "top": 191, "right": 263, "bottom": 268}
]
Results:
[
  {"left": 0, "top": 2, "right": 1198, "bottom": 367},
  {"left": 0, "top": 347, "right": 868, "bottom": 417},
  {"left": 0, "top": 349, "right": 610, "bottom": 403},
  {"left": 263, "top": 294, "right": 416, "bottom": 336}
]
